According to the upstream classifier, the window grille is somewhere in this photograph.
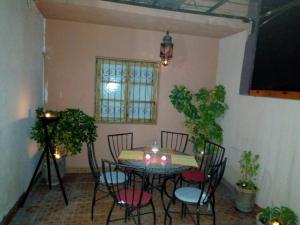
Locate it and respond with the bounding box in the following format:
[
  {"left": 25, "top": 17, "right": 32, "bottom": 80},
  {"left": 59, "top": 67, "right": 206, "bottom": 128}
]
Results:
[{"left": 95, "top": 58, "right": 159, "bottom": 124}]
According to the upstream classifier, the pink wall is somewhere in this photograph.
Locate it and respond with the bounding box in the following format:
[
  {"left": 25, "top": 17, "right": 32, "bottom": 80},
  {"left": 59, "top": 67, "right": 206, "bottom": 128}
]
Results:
[{"left": 45, "top": 19, "right": 219, "bottom": 168}]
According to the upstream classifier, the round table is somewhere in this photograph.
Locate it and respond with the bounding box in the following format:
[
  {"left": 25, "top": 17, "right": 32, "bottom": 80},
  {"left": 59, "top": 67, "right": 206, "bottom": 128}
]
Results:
[
  {"left": 119, "top": 147, "right": 192, "bottom": 175},
  {"left": 119, "top": 147, "right": 193, "bottom": 220}
]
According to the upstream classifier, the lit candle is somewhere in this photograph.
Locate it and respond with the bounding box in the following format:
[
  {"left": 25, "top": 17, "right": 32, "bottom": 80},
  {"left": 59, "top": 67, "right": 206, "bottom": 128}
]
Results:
[
  {"left": 272, "top": 221, "right": 280, "bottom": 225},
  {"left": 242, "top": 183, "right": 246, "bottom": 187},
  {"left": 200, "top": 151, "right": 204, "bottom": 155},
  {"left": 45, "top": 112, "right": 52, "bottom": 118},
  {"left": 54, "top": 153, "right": 61, "bottom": 159},
  {"left": 161, "top": 155, "right": 167, "bottom": 161},
  {"left": 145, "top": 154, "right": 151, "bottom": 160}
]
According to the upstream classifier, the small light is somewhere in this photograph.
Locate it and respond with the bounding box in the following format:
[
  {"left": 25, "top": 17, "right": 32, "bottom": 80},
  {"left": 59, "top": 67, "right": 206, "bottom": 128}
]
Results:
[
  {"left": 242, "top": 183, "right": 247, "bottom": 187},
  {"left": 161, "top": 59, "right": 168, "bottom": 66},
  {"left": 145, "top": 154, "right": 151, "bottom": 160},
  {"left": 201, "top": 151, "right": 204, "bottom": 155},
  {"left": 54, "top": 153, "right": 61, "bottom": 159},
  {"left": 45, "top": 112, "right": 52, "bottom": 118},
  {"left": 272, "top": 221, "right": 280, "bottom": 225},
  {"left": 152, "top": 147, "right": 159, "bottom": 154},
  {"left": 161, "top": 155, "right": 167, "bottom": 161}
]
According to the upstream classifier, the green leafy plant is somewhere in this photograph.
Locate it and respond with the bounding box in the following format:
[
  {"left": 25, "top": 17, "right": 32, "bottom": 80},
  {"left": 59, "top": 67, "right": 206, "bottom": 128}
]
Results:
[
  {"left": 238, "top": 150, "right": 260, "bottom": 190},
  {"left": 31, "top": 108, "right": 97, "bottom": 155},
  {"left": 169, "top": 85, "right": 228, "bottom": 152},
  {"left": 258, "top": 206, "right": 298, "bottom": 225}
]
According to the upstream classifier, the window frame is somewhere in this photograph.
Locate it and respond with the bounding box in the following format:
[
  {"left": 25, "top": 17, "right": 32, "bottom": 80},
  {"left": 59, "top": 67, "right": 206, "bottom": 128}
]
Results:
[{"left": 95, "top": 57, "right": 160, "bottom": 124}]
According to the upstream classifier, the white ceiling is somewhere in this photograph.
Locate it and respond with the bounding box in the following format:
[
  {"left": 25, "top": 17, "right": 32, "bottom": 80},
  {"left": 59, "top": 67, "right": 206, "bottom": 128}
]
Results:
[{"left": 35, "top": 0, "right": 251, "bottom": 38}]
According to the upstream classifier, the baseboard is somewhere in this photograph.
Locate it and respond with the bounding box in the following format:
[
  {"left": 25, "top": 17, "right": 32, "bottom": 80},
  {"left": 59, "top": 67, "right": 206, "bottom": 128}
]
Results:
[
  {"left": 65, "top": 167, "right": 90, "bottom": 174},
  {"left": 0, "top": 172, "right": 42, "bottom": 225}
]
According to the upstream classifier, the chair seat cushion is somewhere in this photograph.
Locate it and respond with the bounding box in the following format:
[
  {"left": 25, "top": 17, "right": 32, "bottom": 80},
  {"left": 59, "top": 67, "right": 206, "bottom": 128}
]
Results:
[
  {"left": 181, "top": 170, "right": 208, "bottom": 182},
  {"left": 99, "top": 171, "right": 127, "bottom": 184},
  {"left": 117, "top": 188, "right": 151, "bottom": 207},
  {"left": 175, "top": 187, "right": 207, "bottom": 204}
]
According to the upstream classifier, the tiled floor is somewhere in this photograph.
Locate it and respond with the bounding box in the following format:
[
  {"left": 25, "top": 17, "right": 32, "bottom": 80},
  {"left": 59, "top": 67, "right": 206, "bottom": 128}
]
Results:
[{"left": 10, "top": 173, "right": 258, "bottom": 225}]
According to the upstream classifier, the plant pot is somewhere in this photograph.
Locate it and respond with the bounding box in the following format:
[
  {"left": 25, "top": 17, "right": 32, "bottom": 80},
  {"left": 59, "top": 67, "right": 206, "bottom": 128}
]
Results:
[
  {"left": 42, "top": 155, "right": 66, "bottom": 186},
  {"left": 235, "top": 184, "right": 257, "bottom": 213}
]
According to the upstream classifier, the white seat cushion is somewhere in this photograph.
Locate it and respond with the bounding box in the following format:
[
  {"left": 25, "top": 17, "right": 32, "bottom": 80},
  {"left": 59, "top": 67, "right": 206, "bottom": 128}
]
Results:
[
  {"left": 100, "top": 171, "right": 127, "bottom": 184},
  {"left": 175, "top": 187, "right": 208, "bottom": 204}
]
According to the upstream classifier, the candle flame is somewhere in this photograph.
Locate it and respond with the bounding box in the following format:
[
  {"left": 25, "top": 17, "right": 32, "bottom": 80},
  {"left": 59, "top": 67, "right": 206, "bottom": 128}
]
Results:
[{"left": 45, "top": 112, "right": 52, "bottom": 118}]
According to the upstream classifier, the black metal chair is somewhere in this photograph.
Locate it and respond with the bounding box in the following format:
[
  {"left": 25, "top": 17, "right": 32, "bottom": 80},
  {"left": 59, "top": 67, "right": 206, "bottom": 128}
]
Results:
[
  {"left": 161, "top": 131, "right": 189, "bottom": 153},
  {"left": 164, "top": 158, "right": 227, "bottom": 225},
  {"left": 102, "top": 159, "right": 156, "bottom": 225},
  {"left": 87, "top": 142, "right": 128, "bottom": 220},
  {"left": 180, "top": 140, "right": 225, "bottom": 184},
  {"left": 108, "top": 132, "right": 133, "bottom": 162},
  {"left": 150, "top": 131, "right": 189, "bottom": 190}
]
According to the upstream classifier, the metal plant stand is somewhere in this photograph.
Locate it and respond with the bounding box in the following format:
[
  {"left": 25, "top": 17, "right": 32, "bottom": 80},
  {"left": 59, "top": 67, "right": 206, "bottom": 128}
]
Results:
[{"left": 21, "top": 114, "right": 68, "bottom": 207}]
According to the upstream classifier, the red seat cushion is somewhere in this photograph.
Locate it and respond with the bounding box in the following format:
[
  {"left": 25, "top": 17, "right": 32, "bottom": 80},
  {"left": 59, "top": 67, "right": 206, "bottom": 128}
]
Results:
[
  {"left": 181, "top": 170, "right": 208, "bottom": 182},
  {"left": 117, "top": 188, "right": 151, "bottom": 207}
]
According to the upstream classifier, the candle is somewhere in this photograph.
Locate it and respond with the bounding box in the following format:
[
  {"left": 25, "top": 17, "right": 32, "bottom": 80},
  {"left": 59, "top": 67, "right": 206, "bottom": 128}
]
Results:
[
  {"left": 54, "top": 153, "right": 61, "bottom": 159},
  {"left": 152, "top": 146, "right": 159, "bottom": 154},
  {"left": 242, "top": 183, "right": 247, "bottom": 187},
  {"left": 45, "top": 112, "right": 52, "bottom": 118},
  {"left": 145, "top": 154, "right": 151, "bottom": 160},
  {"left": 272, "top": 221, "right": 280, "bottom": 225},
  {"left": 161, "top": 155, "right": 167, "bottom": 161},
  {"left": 200, "top": 151, "right": 204, "bottom": 155}
]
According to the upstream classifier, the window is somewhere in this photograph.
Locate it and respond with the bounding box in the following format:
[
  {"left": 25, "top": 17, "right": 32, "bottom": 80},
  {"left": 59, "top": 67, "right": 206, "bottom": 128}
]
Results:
[{"left": 95, "top": 58, "right": 159, "bottom": 123}]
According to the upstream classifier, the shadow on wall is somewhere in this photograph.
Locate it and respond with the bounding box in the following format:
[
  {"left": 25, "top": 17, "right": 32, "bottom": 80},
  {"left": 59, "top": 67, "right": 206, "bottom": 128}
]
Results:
[
  {"left": 257, "top": 167, "right": 273, "bottom": 206},
  {"left": 0, "top": 117, "right": 41, "bottom": 220}
]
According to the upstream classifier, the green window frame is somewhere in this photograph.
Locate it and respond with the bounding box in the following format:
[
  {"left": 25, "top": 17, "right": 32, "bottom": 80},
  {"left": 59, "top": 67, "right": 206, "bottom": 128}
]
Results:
[{"left": 95, "top": 58, "right": 159, "bottom": 124}]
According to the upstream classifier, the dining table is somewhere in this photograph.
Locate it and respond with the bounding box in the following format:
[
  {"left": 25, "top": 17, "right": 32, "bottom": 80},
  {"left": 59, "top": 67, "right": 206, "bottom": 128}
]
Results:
[{"left": 118, "top": 146, "right": 198, "bottom": 222}]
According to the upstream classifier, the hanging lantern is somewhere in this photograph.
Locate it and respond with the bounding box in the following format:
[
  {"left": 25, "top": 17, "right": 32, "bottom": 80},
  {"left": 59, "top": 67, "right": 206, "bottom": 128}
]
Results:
[{"left": 160, "top": 31, "right": 173, "bottom": 66}]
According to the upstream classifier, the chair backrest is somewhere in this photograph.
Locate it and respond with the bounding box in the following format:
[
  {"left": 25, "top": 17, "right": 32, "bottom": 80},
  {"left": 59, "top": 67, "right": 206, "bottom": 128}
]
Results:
[
  {"left": 197, "top": 140, "right": 225, "bottom": 177},
  {"left": 108, "top": 133, "right": 133, "bottom": 162},
  {"left": 161, "top": 131, "right": 189, "bottom": 153},
  {"left": 101, "top": 159, "right": 148, "bottom": 207},
  {"left": 211, "top": 158, "right": 227, "bottom": 190},
  {"left": 87, "top": 142, "right": 100, "bottom": 179},
  {"left": 197, "top": 157, "right": 227, "bottom": 206},
  {"left": 197, "top": 140, "right": 225, "bottom": 175}
]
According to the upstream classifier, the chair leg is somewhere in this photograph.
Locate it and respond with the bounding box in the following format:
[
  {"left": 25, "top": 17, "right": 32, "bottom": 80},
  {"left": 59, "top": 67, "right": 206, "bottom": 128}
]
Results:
[
  {"left": 106, "top": 202, "right": 115, "bottom": 225},
  {"left": 137, "top": 207, "right": 141, "bottom": 225},
  {"left": 164, "top": 198, "right": 173, "bottom": 225},
  {"left": 211, "top": 201, "right": 216, "bottom": 225},
  {"left": 181, "top": 203, "right": 184, "bottom": 219},
  {"left": 196, "top": 208, "right": 200, "bottom": 225},
  {"left": 91, "top": 182, "right": 98, "bottom": 220},
  {"left": 150, "top": 200, "right": 156, "bottom": 225}
]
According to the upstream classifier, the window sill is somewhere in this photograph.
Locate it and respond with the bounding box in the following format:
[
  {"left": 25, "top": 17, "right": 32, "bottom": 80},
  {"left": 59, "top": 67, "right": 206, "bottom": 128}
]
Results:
[{"left": 250, "top": 90, "right": 300, "bottom": 100}]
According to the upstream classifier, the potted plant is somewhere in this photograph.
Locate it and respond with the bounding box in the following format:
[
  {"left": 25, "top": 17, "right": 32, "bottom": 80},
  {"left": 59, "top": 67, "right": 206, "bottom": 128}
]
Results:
[
  {"left": 169, "top": 85, "right": 228, "bottom": 153},
  {"left": 235, "top": 150, "right": 260, "bottom": 212},
  {"left": 31, "top": 108, "right": 97, "bottom": 184},
  {"left": 256, "top": 206, "right": 298, "bottom": 225}
]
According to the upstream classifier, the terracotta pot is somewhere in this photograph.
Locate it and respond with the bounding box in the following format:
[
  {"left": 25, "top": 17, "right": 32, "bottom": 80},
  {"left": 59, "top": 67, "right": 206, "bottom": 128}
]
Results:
[{"left": 235, "top": 184, "right": 257, "bottom": 213}]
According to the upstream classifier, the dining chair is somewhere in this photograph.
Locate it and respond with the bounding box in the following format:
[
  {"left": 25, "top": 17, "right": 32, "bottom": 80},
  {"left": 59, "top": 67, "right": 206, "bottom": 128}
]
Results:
[
  {"left": 180, "top": 140, "right": 225, "bottom": 184},
  {"left": 87, "top": 142, "right": 128, "bottom": 220},
  {"left": 153, "top": 131, "right": 189, "bottom": 190},
  {"left": 108, "top": 132, "right": 133, "bottom": 162},
  {"left": 161, "top": 131, "right": 189, "bottom": 153},
  {"left": 164, "top": 158, "right": 227, "bottom": 225},
  {"left": 102, "top": 159, "right": 156, "bottom": 225}
]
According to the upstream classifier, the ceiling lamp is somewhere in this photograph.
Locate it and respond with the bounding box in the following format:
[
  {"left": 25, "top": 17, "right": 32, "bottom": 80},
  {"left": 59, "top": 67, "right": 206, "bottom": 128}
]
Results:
[{"left": 160, "top": 31, "right": 173, "bottom": 66}]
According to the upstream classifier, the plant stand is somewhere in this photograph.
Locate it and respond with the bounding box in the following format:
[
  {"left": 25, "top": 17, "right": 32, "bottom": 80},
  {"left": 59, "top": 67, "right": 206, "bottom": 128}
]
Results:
[{"left": 21, "top": 115, "right": 68, "bottom": 207}]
